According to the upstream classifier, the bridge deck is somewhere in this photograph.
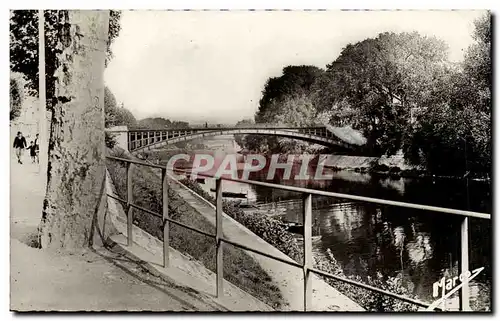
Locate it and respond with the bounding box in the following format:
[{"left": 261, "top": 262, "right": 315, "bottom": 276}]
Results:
[{"left": 114, "top": 126, "right": 357, "bottom": 153}]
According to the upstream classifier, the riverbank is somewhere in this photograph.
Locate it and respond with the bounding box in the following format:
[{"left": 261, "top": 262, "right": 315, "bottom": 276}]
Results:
[
  {"left": 107, "top": 147, "right": 365, "bottom": 311},
  {"left": 106, "top": 147, "right": 285, "bottom": 309}
]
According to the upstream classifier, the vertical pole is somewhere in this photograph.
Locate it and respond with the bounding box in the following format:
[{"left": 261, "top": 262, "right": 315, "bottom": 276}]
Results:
[
  {"left": 303, "top": 193, "right": 313, "bottom": 311},
  {"left": 147, "top": 131, "right": 150, "bottom": 145},
  {"left": 162, "top": 168, "right": 169, "bottom": 268},
  {"left": 459, "top": 217, "right": 470, "bottom": 311},
  {"left": 126, "top": 162, "right": 133, "bottom": 246},
  {"left": 38, "top": 10, "right": 47, "bottom": 178},
  {"left": 128, "top": 132, "right": 132, "bottom": 151},
  {"left": 215, "top": 178, "right": 224, "bottom": 298}
]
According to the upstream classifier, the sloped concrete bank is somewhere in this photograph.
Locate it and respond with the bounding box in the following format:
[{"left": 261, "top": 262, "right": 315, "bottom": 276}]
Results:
[
  {"left": 105, "top": 170, "right": 274, "bottom": 311},
  {"left": 106, "top": 151, "right": 364, "bottom": 311}
]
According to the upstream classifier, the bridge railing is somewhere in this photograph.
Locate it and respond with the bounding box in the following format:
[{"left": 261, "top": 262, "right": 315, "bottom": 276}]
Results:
[
  {"left": 126, "top": 126, "right": 341, "bottom": 152},
  {"left": 105, "top": 155, "right": 490, "bottom": 311}
]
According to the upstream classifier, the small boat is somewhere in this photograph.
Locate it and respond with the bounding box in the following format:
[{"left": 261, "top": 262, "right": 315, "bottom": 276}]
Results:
[{"left": 210, "top": 188, "right": 247, "bottom": 199}]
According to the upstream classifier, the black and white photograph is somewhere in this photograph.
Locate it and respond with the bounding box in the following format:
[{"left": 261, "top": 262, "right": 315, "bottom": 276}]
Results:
[{"left": 8, "top": 8, "right": 492, "bottom": 313}]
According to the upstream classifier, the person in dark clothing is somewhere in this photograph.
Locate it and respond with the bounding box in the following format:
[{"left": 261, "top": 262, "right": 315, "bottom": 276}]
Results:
[
  {"left": 34, "top": 133, "right": 40, "bottom": 163},
  {"left": 26, "top": 141, "right": 37, "bottom": 163},
  {"left": 13, "top": 131, "right": 27, "bottom": 164}
]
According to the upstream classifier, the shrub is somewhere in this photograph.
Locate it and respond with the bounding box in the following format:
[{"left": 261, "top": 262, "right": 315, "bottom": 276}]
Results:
[
  {"left": 105, "top": 132, "right": 117, "bottom": 149},
  {"left": 178, "top": 178, "right": 303, "bottom": 263}
]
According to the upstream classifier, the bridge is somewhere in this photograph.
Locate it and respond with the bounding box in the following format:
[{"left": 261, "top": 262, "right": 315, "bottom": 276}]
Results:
[{"left": 107, "top": 125, "right": 366, "bottom": 154}]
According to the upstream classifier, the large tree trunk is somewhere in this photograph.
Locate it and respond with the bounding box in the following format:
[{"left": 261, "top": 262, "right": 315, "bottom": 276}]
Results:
[{"left": 41, "top": 10, "right": 110, "bottom": 250}]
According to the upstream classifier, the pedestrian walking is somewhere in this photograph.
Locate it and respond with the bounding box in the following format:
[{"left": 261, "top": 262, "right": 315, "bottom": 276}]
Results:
[
  {"left": 34, "top": 133, "right": 40, "bottom": 163},
  {"left": 26, "top": 141, "right": 37, "bottom": 163},
  {"left": 13, "top": 131, "right": 27, "bottom": 164}
]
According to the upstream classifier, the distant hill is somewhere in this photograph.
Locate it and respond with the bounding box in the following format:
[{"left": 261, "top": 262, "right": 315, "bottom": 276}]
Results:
[{"left": 134, "top": 117, "right": 190, "bottom": 129}]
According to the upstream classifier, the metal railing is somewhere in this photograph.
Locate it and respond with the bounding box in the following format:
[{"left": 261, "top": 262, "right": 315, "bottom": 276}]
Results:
[
  {"left": 123, "top": 126, "right": 338, "bottom": 152},
  {"left": 105, "top": 155, "right": 490, "bottom": 312}
]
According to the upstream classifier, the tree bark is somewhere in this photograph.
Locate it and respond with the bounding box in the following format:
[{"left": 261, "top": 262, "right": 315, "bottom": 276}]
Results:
[{"left": 41, "top": 10, "right": 110, "bottom": 250}]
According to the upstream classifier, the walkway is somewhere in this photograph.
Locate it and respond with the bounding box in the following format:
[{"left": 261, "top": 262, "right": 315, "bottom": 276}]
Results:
[{"left": 9, "top": 149, "right": 230, "bottom": 311}]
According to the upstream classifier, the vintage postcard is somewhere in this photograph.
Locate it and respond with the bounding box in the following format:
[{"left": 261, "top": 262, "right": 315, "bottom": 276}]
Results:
[{"left": 9, "top": 9, "right": 491, "bottom": 312}]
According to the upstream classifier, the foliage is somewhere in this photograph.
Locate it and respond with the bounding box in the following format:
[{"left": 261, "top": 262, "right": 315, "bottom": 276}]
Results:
[
  {"left": 313, "top": 248, "right": 419, "bottom": 311},
  {"left": 404, "top": 13, "right": 491, "bottom": 176},
  {"left": 135, "top": 117, "right": 190, "bottom": 129},
  {"left": 256, "top": 65, "right": 324, "bottom": 122},
  {"left": 105, "top": 132, "right": 117, "bottom": 149},
  {"left": 324, "top": 32, "right": 450, "bottom": 155},
  {"left": 106, "top": 148, "right": 284, "bottom": 309},
  {"left": 9, "top": 10, "right": 121, "bottom": 105},
  {"left": 179, "top": 178, "right": 426, "bottom": 311},
  {"left": 10, "top": 73, "right": 24, "bottom": 121},
  {"left": 178, "top": 178, "right": 304, "bottom": 263},
  {"left": 241, "top": 65, "right": 329, "bottom": 154},
  {"left": 104, "top": 86, "right": 137, "bottom": 128},
  {"left": 234, "top": 119, "right": 254, "bottom": 147}
]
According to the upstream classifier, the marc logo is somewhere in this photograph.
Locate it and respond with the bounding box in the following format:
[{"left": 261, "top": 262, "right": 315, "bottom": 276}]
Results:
[{"left": 426, "top": 267, "right": 484, "bottom": 311}]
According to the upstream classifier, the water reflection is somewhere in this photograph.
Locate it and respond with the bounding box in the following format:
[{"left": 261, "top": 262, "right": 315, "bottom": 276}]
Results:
[{"left": 170, "top": 136, "right": 491, "bottom": 309}]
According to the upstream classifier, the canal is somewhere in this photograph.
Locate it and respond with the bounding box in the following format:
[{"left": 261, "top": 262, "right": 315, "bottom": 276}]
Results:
[{"left": 160, "top": 135, "right": 492, "bottom": 310}]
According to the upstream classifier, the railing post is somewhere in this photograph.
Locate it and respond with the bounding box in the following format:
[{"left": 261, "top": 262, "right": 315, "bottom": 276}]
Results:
[
  {"left": 128, "top": 132, "right": 132, "bottom": 151},
  {"left": 215, "top": 177, "right": 224, "bottom": 298},
  {"left": 162, "top": 168, "right": 169, "bottom": 268},
  {"left": 126, "top": 162, "right": 134, "bottom": 247},
  {"left": 459, "top": 217, "right": 471, "bottom": 311},
  {"left": 303, "top": 193, "right": 313, "bottom": 311}
]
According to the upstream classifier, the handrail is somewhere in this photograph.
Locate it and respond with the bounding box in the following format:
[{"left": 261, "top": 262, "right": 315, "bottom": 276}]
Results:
[
  {"left": 106, "top": 156, "right": 490, "bottom": 220},
  {"left": 106, "top": 126, "right": 327, "bottom": 133},
  {"left": 105, "top": 155, "right": 487, "bottom": 311}
]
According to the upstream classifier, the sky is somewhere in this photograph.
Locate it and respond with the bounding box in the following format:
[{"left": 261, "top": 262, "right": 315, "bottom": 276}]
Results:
[{"left": 104, "top": 10, "right": 486, "bottom": 124}]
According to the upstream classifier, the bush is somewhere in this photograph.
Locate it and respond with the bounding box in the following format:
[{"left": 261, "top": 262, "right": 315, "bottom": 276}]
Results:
[
  {"left": 178, "top": 178, "right": 303, "bottom": 263},
  {"left": 105, "top": 132, "right": 117, "bottom": 149}
]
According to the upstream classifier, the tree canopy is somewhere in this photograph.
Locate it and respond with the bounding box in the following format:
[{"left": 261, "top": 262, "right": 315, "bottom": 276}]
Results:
[
  {"left": 135, "top": 117, "right": 190, "bottom": 129},
  {"left": 104, "top": 86, "right": 137, "bottom": 128},
  {"left": 10, "top": 73, "right": 24, "bottom": 121},
  {"left": 10, "top": 10, "right": 121, "bottom": 107},
  {"left": 323, "top": 31, "right": 451, "bottom": 155}
]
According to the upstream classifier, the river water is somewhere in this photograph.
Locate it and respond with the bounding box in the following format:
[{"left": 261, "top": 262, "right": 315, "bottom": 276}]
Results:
[{"left": 163, "top": 135, "right": 492, "bottom": 310}]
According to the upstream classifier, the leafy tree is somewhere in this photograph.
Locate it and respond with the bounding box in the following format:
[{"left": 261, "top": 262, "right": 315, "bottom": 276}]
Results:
[
  {"left": 246, "top": 66, "right": 326, "bottom": 153},
  {"left": 10, "top": 73, "right": 24, "bottom": 121},
  {"left": 324, "top": 32, "right": 450, "bottom": 155},
  {"left": 256, "top": 65, "right": 325, "bottom": 123},
  {"left": 136, "top": 117, "right": 190, "bottom": 129},
  {"left": 9, "top": 10, "right": 121, "bottom": 108},
  {"left": 104, "top": 86, "right": 137, "bottom": 128},
  {"left": 405, "top": 13, "right": 491, "bottom": 176}
]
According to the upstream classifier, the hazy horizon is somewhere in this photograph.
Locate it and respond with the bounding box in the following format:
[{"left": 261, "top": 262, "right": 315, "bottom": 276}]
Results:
[{"left": 104, "top": 10, "right": 486, "bottom": 124}]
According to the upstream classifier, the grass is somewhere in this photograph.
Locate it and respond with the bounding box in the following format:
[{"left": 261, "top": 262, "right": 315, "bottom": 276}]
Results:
[{"left": 106, "top": 147, "right": 284, "bottom": 310}]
